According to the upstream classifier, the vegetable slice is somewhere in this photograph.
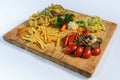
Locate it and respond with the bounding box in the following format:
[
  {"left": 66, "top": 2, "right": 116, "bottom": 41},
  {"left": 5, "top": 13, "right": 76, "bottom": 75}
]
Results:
[{"left": 60, "top": 24, "right": 67, "bottom": 32}]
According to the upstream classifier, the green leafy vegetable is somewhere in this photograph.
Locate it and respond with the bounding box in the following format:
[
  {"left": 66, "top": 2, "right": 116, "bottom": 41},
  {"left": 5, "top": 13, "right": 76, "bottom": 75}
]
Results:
[
  {"left": 65, "top": 14, "right": 75, "bottom": 23},
  {"left": 76, "top": 20, "right": 85, "bottom": 27},
  {"left": 53, "top": 16, "right": 63, "bottom": 28}
]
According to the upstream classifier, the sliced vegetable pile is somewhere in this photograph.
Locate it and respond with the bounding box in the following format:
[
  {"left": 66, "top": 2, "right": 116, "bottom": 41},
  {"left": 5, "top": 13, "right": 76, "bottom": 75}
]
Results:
[
  {"left": 22, "top": 4, "right": 105, "bottom": 59},
  {"left": 64, "top": 31, "right": 102, "bottom": 59},
  {"left": 51, "top": 13, "right": 106, "bottom": 33}
]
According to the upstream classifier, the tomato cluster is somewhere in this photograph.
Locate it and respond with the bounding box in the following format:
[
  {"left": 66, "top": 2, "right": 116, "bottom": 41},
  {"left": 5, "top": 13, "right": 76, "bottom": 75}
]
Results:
[{"left": 65, "top": 44, "right": 101, "bottom": 59}]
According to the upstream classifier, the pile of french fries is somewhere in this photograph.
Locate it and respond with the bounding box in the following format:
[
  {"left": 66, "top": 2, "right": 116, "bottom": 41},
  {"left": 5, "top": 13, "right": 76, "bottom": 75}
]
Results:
[{"left": 22, "top": 25, "right": 63, "bottom": 49}]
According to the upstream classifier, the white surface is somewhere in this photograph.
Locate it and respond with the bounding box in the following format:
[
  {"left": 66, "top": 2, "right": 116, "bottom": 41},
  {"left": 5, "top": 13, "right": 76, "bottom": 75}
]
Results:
[{"left": 0, "top": 0, "right": 120, "bottom": 80}]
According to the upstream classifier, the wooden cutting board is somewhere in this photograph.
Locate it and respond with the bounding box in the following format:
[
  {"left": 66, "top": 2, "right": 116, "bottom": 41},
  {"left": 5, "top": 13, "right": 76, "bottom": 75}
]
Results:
[{"left": 3, "top": 10, "right": 117, "bottom": 78}]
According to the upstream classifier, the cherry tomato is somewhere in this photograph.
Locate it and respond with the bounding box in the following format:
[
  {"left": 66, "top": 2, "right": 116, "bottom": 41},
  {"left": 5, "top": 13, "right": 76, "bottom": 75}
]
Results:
[
  {"left": 92, "top": 47, "right": 101, "bottom": 56},
  {"left": 74, "top": 46, "right": 84, "bottom": 57},
  {"left": 83, "top": 47, "right": 92, "bottom": 59},
  {"left": 65, "top": 44, "right": 78, "bottom": 54}
]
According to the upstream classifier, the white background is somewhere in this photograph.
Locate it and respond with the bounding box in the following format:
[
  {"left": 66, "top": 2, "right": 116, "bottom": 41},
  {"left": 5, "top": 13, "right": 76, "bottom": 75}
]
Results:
[{"left": 0, "top": 0, "right": 120, "bottom": 80}]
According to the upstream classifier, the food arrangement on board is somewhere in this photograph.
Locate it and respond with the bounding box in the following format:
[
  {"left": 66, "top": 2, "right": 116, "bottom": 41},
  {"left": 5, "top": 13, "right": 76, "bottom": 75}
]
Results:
[{"left": 23, "top": 4, "right": 105, "bottom": 59}]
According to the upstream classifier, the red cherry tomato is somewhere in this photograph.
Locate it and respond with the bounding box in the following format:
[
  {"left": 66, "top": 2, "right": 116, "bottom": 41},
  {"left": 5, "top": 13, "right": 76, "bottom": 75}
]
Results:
[
  {"left": 65, "top": 44, "right": 78, "bottom": 54},
  {"left": 74, "top": 46, "right": 84, "bottom": 57},
  {"left": 92, "top": 47, "right": 101, "bottom": 56},
  {"left": 83, "top": 47, "right": 92, "bottom": 59}
]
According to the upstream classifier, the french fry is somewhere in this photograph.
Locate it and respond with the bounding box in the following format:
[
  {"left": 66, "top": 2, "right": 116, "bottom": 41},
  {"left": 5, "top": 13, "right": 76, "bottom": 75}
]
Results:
[{"left": 56, "top": 38, "right": 60, "bottom": 47}]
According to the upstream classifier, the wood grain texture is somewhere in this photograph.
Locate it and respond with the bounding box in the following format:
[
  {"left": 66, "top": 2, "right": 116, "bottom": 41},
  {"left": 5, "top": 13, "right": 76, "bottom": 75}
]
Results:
[{"left": 3, "top": 10, "right": 117, "bottom": 78}]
